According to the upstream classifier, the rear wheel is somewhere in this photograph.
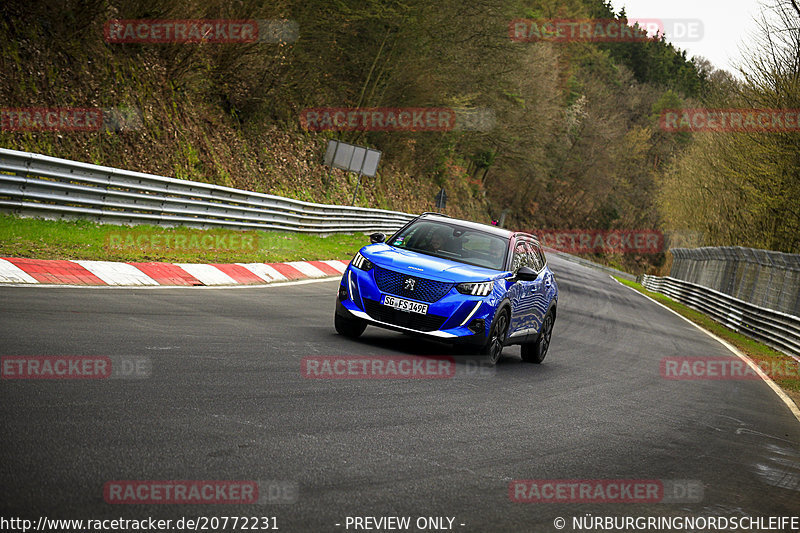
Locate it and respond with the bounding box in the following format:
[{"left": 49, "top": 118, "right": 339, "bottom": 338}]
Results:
[
  {"left": 335, "top": 312, "right": 367, "bottom": 338},
  {"left": 521, "top": 311, "right": 554, "bottom": 364},
  {"left": 481, "top": 310, "right": 509, "bottom": 365}
]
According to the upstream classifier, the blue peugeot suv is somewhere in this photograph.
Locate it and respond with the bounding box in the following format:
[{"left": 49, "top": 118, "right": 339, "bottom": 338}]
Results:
[{"left": 335, "top": 213, "right": 558, "bottom": 364}]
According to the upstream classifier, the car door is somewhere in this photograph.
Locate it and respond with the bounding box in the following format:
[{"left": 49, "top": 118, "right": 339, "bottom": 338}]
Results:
[
  {"left": 506, "top": 238, "right": 538, "bottom": 340},
  {"left": 533, "top": 240, "right": 556, "bottom": 305},
  {"left": 527, "top": 241, "right": 551, "bottom": 336}
]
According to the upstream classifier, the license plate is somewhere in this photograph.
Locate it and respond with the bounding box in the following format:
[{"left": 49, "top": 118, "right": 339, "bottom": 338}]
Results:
[{"left": 382, "top": 295, "right": 428, "bottom": 314}]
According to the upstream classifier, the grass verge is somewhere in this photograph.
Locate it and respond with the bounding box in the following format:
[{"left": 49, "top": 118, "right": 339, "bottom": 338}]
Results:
[
  {"left": 614, "top": 276, "right": 800, "bottom": 409},
  {"left": 0, "top": 215, "right": 367, "bottom": 263}
]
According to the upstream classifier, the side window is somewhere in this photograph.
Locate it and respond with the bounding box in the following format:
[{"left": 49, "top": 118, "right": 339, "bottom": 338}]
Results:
[
  {"left": 533, "top": 242, "right": 546, "bottom": 270},
  {"left": 527, "top": 242, "right": 543, "bottom": 272},
  {"left": 512, "top": 240, "right": 531, "bottom": 272}
]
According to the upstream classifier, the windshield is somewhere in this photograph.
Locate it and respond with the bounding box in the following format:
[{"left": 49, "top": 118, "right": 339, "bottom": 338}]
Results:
[{"left": 389, "top": 220, "right": 509, "bottom": 271}]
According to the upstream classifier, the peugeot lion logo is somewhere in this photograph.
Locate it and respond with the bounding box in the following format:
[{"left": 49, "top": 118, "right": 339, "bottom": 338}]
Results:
[{"left": 404, "top": 278, "right": 416, "bottom": 291}]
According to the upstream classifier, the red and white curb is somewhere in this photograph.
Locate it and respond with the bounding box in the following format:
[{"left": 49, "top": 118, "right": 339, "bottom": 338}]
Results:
[{"left": 0, "top": 258, "right": 350, "bottom": 286}]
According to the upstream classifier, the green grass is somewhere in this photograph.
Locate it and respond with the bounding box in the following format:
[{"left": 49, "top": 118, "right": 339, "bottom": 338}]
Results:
[
  {"left": 0, "top": 214, "right": 367, "bottom": 263},
  {"left": 614, "top": 277, "right": 800, "bottom": 402}
]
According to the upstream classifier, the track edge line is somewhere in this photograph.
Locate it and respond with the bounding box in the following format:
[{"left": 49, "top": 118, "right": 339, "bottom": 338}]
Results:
[{"left": 611, "top": 276, "right": 800, "bottom": 424}]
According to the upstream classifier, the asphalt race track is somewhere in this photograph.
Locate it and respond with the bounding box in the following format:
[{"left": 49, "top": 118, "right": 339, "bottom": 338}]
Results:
[{"left": 1, "top": 254, "right": 799, "bottom": 531}]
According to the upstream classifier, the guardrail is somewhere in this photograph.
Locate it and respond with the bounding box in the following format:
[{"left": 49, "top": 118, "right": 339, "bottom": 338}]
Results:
[
  {"left": 671, "top": 247, "right": 800, "bottom": 317},
  {"left": 0, "top": 148, "right": 415, "bottom": 233},
  {"left": 641, "top": 274, "right": 800, "bottom": 359}
]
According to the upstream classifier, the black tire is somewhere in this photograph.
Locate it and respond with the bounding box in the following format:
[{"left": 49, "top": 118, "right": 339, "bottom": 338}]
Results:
[
  {"left": 480, "top": 309, "right": 509, "bottom": 365},
  {"left": 335, "top": 312, "right": 367, "bottom": 338},
  {"left": 521, "top": 311, "right": 554, "bottom": 364}
]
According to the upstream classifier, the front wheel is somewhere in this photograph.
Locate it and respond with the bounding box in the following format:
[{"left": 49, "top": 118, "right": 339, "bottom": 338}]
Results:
[
  {"left": 335, "top": 312, "right": 367, "bottom": 338},
  {"left": 521, "top": 311, "right": 554, "bottom": 364},
  {"left": 480, "top": 310, "right": 509, "bottom": 365}
]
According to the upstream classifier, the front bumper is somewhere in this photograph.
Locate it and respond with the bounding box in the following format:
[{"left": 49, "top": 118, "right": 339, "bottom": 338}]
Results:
[{"left": 336, "top": 266, "right": 497, "bottom": 347}]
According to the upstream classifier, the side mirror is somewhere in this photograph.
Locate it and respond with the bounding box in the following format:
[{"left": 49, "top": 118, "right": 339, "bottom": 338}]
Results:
[
  {"left": 515, "top": 266, "right": 538, "bottom": 282},
  {"left": 370, "top": 232, "right": 386, "bottom": 244}
]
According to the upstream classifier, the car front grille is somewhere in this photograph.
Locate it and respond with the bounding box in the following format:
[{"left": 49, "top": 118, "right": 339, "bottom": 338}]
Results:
[
  {"left": 373, "top": 266, "right": 452, "bottom": 303},
  {"left": 363, "top": 299, "right": 448, "bottom": 332}
]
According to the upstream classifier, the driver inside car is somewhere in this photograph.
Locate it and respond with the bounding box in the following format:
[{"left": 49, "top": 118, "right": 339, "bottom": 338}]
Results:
[{"left": 429, "top": 229, "right": 448, "bottom": 253}]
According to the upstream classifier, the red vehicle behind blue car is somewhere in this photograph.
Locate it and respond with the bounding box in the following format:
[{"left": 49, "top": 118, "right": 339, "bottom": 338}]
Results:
[{"left": 335, "top": 213, "right": 558, "bottom": 365}]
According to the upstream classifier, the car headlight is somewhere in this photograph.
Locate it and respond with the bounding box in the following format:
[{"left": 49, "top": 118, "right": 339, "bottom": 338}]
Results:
[
  {"left": 456, "top": 281, "right": 494, "bottom": 296},
  {"left": 351, "top": 252, "right": 374, "bottom": 271}
]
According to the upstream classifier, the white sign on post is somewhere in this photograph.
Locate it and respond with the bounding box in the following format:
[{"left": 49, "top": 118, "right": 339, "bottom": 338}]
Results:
[
  {"left": 324, "top": 140, "right": 381, "bottom": 177},
  {"left": 323, "top": 140, "right": 382, "bottom": 205},
  {"left": 361, "top": 149, "right": 381, "bottom": 177}
]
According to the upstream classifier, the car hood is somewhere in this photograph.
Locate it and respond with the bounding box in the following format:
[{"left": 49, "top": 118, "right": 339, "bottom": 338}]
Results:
[{"left": 360, "top": 244, "right": 509, "bottom": 283}]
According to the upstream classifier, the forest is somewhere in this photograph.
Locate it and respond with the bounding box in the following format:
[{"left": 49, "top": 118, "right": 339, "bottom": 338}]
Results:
[{"left": 1, "top": 0, "right": 798, "bottom": 266}]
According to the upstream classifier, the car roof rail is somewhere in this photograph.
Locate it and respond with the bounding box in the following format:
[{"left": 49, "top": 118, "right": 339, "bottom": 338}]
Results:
[
  {"left": 512, "top": 230, "right": 542, "bottom": 242},
  {"left": 418, "top": 211, "right": 451, "bottom": 218}
]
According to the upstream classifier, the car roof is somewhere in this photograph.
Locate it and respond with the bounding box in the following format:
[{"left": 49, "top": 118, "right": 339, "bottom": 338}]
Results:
[{"left": 417, "top": 213, "right": 514, "bottom": 238}]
